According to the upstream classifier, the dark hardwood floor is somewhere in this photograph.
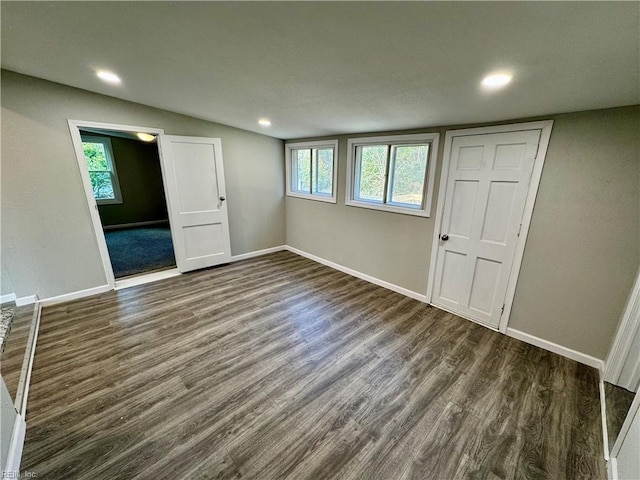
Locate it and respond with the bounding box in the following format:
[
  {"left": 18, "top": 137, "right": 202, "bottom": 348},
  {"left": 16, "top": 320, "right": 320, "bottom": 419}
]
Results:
[
  {"left": 21, "top": 251, "right": 605, "bottom": 479},
  {"left": 1, "top": 303, "right": 36, "bottom": 403}
]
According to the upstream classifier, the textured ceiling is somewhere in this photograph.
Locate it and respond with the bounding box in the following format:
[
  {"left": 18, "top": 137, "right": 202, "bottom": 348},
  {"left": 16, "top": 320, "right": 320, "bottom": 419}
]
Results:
[{"left": 2, "top": 2, "right": 638, "bottom": 139}]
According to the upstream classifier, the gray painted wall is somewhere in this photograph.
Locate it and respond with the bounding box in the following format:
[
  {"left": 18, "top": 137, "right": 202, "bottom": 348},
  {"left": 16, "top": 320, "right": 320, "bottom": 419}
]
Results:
[
  {"left": 1, "top": 265, "right": 14, "bottom": 297},
  {"left": 1, "top": 70, "right": 285, "bottom": 300},
  {"left": 286, "top": 106, "right": 640, "bottom": 360}
]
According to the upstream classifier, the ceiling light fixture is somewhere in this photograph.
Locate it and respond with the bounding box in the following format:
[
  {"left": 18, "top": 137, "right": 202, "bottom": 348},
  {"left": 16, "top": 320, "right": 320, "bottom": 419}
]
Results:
[
  {"left": 96, "top": 70, "right": 122, "bottom": 85},
  {"left": 258, "top": 118, "right": 271, "bottom": 127},
  {"left": 481, "top": 73, "right": 513, "bottom": 89},
  {"left": 136, "top": 132, "right": 155, "bottom": 142}
]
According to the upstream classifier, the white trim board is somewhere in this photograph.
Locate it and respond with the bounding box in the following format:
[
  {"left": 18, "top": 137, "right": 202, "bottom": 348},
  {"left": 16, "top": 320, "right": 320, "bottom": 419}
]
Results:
[
  {"left": 1, "top": 293, "right": 16, "bottom": 304},
  {"left": 15, "top": 302, "right": 42, "bottom": 415},
  {"left": 285, "top": 246, "right": 428, "bottom": 303},
  {"left": 506, "top": 327, "right": 604, "bottom": 371},
  {"left": 15, "top": 295, "right": 37, "bottom": 307},
  {"left": 426, "top": 120, "right": 554, "bottom": 334},
  {"left": 39, "top": 284, "right": 111, "bottom": 307},
  {"left": 600, "top": 378, "right": 611, "bottom": 461},
  {"left": 230, "top": 245, "right": 286, "bottom": 263},
  {"left": 115, "top": 269, "right": 181, "bottom": 291},
  {"left": 5, "top": 413, "right": 26, "bottom": 477}
]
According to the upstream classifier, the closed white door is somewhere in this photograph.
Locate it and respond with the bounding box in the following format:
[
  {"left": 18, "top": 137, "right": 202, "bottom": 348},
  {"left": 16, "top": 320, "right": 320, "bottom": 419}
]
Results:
[
  {"left": 159, "top": 135, "right": 231, "bottom": 272},
  {"left": 432, "top": 130, "right": 541, "bottom": 328}
]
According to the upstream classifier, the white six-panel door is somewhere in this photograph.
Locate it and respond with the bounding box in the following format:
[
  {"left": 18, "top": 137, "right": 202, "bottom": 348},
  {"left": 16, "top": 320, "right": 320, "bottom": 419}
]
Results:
[
  {"left": 159, "top": 135, "right": 232, "bottom": 272},
  {"left": 431, "top": 130, "right": 542, "bottom": 328}
]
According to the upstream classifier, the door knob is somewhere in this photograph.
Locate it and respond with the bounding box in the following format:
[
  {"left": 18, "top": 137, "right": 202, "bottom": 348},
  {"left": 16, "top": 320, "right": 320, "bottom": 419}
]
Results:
[
  {"left": 219, "top": 196, "right": 226, "bottom": 202},
  {"left": 440, "top": 234, "right": 449, "bottom": 241}
]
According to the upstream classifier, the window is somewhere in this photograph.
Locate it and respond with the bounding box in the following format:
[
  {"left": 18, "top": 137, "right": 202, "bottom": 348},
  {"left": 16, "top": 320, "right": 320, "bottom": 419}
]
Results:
[
  {"left": 81, "top": 135, "right": 122, "bottom": 204},
  {"left": 346, "top": 133, "right": 439, "bottom": 216},
  {"left": 285, "top": 140, "right": 338, "bottom": 203}
]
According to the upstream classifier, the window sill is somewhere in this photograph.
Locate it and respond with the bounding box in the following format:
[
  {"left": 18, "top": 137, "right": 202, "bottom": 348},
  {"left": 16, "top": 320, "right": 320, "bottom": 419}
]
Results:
[
  {"left": 286, "top": 192, "right": 336, "bottom": 204},
  {"left": 345, "top": 199, "right": 429, "bottom": 217},
  {"left": 96, "top": 199, "right": 123, "bottom": 206}
]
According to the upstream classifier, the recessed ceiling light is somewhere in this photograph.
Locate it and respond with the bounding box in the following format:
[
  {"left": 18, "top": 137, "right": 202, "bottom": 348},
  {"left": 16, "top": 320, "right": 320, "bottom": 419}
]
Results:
[
  {"left": 96, "top": 70, "right": 122, "bottom": 85},
  {"left": 136, "top": 132, "right": 155, "bottom": 142},
  {"left": 258, "top": 118, "right": 271, "bottom": 127},
  {"left": 481, "top": 73, "right": 513, "bottom": 88}
]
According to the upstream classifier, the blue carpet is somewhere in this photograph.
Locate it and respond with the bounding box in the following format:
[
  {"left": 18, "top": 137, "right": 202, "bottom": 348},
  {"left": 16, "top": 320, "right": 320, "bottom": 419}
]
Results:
[{"left": 104, "top": 227, "right": 176, "bottom": 278}]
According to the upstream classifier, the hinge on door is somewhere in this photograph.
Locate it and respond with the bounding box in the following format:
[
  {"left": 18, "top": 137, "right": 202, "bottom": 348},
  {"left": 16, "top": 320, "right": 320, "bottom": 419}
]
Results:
[
  {"left": 517, "top": 223, "right": 522, "bottom": 237},
  {"left": 500, "top": 304, "right": 505, "bottom": 316}
]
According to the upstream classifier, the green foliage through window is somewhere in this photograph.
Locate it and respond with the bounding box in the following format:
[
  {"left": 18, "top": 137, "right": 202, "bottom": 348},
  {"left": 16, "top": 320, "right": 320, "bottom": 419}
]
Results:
[
  {"left": 355, "top": 143, "right": 429, "bottom": 208},
  {"left": 291, "top": 147, "right": 334, "bottom": 196},
  {"left": 82, "top": 138, "right": 119, "bottom": 201}
]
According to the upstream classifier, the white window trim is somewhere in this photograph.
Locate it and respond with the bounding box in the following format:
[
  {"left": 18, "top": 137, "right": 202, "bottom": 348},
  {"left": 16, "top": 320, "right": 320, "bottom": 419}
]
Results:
[
  {"left": 285, "top": 139, "right": 339, "bottom": 204},
  {"left": 345, "top": 133, "right": 439, "bottom": 217},
  {"left": 81, "top": 135, "right": 123, "bottom": 205}
]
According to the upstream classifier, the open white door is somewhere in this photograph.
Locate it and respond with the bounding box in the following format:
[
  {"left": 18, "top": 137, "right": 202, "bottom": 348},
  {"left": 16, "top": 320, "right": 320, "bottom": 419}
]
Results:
[{"left": 159, "top": 135, "right": 231, "bottom": 272}]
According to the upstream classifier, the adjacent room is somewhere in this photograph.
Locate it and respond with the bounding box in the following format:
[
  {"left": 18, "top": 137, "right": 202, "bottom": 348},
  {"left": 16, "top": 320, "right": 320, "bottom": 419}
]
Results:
[
  {"left": 1, "top": 2, "right": 639, "bottom": 480},
  {"left": 78, "top": 128, "right": 177, "bottom": 279}
]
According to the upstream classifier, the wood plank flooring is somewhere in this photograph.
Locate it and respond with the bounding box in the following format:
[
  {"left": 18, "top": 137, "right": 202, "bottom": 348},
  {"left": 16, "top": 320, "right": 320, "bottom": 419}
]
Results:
[{"left": 20, "top": 251, "right": 605, "bottom": 479}]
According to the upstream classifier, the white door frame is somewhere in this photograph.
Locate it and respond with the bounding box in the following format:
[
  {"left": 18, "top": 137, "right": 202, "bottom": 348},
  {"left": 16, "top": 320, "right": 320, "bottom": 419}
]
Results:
[
  {"left": 68, "top": 119, "right": 179, "bottom": 290},
  {"left": 608, "top": 390, "right": 640, "bottom": 479},
  {"left": 426, "top": 120, "right": 554, "bottom": 333},
  {"left": 605, "top": 266, "right": 640, "bottom": 391}
]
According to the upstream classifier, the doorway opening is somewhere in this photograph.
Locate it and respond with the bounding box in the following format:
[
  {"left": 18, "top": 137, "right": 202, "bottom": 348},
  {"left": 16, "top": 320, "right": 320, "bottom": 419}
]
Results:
[
  {"left": 69, "top": 121, "right": 180, "bottom": 289},
  {"left": 80, "top": 128, "right": 176, "bottom": 278}
]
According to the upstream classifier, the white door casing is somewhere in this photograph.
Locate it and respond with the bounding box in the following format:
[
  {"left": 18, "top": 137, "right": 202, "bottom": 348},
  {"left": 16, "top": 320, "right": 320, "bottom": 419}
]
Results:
[
  {"left": 158, "top": 135, "right": 232, "bottom": 272},
  {"left": 429, "top": 126, "right": 548, "bottom": 330},
  {"left": 68, "top": 120, "right": 167, "bottom": 289},
  {"left": 605, "top": 267, "right": 640, "bottom": 392}
]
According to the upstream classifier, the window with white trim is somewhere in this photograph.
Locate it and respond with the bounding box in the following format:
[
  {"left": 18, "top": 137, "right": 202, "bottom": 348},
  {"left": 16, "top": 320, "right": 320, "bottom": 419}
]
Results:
[
  {"left": 285, "top": 140, "right": 338, "bottom": 203},
  {"left": 346, "top": 133, "right": 439, "bottom": 217},
  {"left": 81, "top": 135, "right": 122, "bottom": 205}
]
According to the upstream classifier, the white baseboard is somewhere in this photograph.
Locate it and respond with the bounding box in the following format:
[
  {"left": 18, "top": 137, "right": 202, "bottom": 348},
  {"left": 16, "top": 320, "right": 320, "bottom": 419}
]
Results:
[
  {"left": 115, "top": 269, "right": 181, "bottom": 291},
  {"left": 506, "top": 327, "right": 604, "bottom": 371},
  {"left": 5, "top": 413, "right": 26, "bottom": 476},
  {"left": 15, "top": 302, "right": 42, "bottom": 416},
  {"left": 1, "top": 293, "right": 16, "bottom": 304},
  {"left": 600, "top": 378, "right": 611, "bottom": 462},
  {"left": 39, "top": 285, "right": 111, "bottom": 307},
  {"left": 102, "top": 220, "right": 169, "bottom": 231},
  {"left": 231, "top": 245, "right": 286, "bottom": 262},
  {"left": 15, "top": 295, "right": 37, "bottom": 306},
  {"left": 285, "top": 245, "right": 428, "bottom": 303},
  {"left": 608, "top": 457, "right": 618, "bottom": 480}
]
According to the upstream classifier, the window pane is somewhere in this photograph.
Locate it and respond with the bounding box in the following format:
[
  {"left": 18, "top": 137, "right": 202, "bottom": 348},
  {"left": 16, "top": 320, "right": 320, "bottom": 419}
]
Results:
[
  {"left": 312, "top": 148, "right": 333, "bottom": 195},
  {"left": 89, "top": 171, "right": 115, "bottom": 200},
  {"left": 83, "top": 142, "right": 109, "bottom": 171},
  {"left": 292, "top": 149, "right": 311, "bottom": 193},
  {"left": 356, "top": 145, "right": 388, "bottom": 203},
  {"left": 389, "top": 145, "right": 429, "bottom": 207}
]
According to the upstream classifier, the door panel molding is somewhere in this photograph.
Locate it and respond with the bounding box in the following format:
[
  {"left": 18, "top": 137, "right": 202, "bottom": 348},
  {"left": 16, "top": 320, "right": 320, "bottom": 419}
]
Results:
[
  {"left": 426, "top": 120, "right": 554, "bottom": 333},
  {"left": 158, "top": 135, "right": 232, "bottom": 272}
]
